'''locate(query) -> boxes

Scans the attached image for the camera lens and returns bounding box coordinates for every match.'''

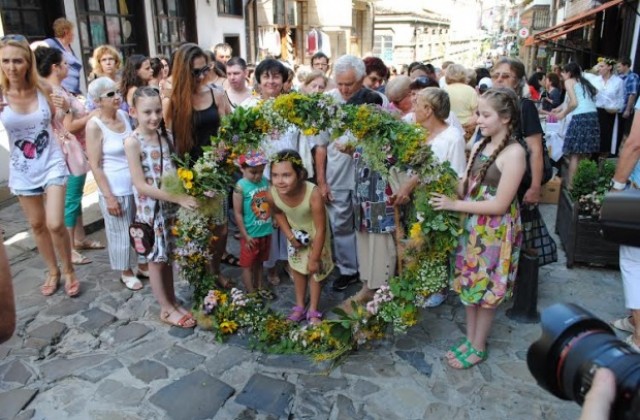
[527,303,640,419]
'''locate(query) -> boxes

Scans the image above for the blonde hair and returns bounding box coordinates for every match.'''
[0,38,43,93]
[90,45,122,77]
[385,75,411,103]
[445,64,468,84]
[52,18,73,38]
[303,69,327,86]
[416,87,450,121]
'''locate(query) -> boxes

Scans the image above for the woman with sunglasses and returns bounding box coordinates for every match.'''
[85,77,148,291]
[165,43,233,288]
[35,46,105,265]
[0,35,81,297]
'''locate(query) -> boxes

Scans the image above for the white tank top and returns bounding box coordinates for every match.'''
[90,110,133,196]
[1,91,67,191]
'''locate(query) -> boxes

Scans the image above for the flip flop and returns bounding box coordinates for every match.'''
[71,250,92,265]
[221,253,240,267]
[74,239,105,250]
[121,274,143,291]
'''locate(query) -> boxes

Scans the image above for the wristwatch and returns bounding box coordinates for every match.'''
[610,179,627,191]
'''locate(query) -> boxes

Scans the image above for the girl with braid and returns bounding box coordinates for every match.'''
[431,88,526,369]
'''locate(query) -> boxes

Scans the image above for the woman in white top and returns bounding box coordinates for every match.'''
[414,87,467,176]
[594,58,625,156]
[86,77,148,290]
[0,35,80,297]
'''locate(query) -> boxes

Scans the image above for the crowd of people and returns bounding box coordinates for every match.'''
[1,17,639,370]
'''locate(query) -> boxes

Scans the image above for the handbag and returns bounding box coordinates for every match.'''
[521,205,558,267]
[519,99,553,189]
[600,189,640,247]
[53,124,89,176]
[129,132,163,255]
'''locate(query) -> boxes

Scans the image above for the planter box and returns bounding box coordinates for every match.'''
[555,187,619,268]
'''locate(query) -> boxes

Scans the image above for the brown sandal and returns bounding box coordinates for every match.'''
[41,269,61,296]
[63,270,81,297]
[160,309,197,329]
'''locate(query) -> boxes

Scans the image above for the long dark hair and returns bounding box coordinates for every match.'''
[34,46,63,77]
[563,62,597,100]
[119,54,149,100]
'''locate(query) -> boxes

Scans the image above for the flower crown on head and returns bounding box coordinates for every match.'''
[597,57,616,66]
[271,153,303,167]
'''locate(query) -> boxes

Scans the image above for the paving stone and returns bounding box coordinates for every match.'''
[368,387,431,419]
[205,346,253,376]
[78,358,124,383]
[153,345,205,370]
[296,390,332,419]
[424,402,470,419]
[27,320,67,342]
[351,379,380,397]
[44,299,89,316]
[395,351,432,377]
[39,354,109,382]
[297,374,348,393]
[13,408,35,420]
[0,388,38,419]
[23,338,48,352]
[331,394,361,420]
[167,326,195,338]
[2,359,32,385]
[258,354,330,373]
[128,360,168,383]
[149,370,234,420]
[0,346,10,359]
[95,379,148,406]
[235,373,295,417]
[80,307,117,332]
[113,322,151,344]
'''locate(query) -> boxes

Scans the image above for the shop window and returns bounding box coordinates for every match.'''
[0,0,49,41]
[218,0,242,17]
[373,34,393,63]
[153,0,189,56]
[76,0,146,72]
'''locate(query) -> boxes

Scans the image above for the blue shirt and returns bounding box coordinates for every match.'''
[45,38,82,95]
[620,71,640,112]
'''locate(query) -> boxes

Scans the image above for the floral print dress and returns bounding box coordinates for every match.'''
[453,154,522,308]
[132,131,178,263]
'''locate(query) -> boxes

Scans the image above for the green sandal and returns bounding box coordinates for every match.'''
[448,343,488,369]
[446,338,471,360]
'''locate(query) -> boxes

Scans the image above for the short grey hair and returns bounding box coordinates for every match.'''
[333,55,366,80]
[88,77,117,102]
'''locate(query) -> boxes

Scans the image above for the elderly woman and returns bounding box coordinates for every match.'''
[301,69,328,94]
[443,64,478,140]
[89,45,122,82]
[85,77,148,290]
[385,75,413,117]
[0,35,80,296]
[414,88,467,176]
[44,18,82,95]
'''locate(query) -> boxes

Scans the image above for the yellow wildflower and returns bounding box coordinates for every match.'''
[184,181,193,190]
[409,222,422,239]
[219,320,238,334]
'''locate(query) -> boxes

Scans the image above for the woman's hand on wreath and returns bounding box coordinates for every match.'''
[105,196,123,217]
[179,195,199,211]
[429,193,455,211]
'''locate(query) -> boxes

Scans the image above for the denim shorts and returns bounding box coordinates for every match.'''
[11,176,68,197]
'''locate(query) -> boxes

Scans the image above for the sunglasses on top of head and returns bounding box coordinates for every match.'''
[1,34,28,43]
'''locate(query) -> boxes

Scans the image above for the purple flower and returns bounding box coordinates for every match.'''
[232,135,240,144]
[204,190,217,198]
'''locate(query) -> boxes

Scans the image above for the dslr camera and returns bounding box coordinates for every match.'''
[528,303,640,419]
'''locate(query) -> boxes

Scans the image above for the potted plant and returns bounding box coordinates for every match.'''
[555,159,619,267]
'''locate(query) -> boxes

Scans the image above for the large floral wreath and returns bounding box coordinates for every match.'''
[163,92,460,362]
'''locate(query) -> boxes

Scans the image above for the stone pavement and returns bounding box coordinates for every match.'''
[0,198,627,419]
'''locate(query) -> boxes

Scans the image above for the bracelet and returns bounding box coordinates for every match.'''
[610,179,627,190]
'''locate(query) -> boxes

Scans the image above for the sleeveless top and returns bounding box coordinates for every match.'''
[1,91,67,191]
[237,177,273,238]
[90,110,134,196]
[191,87,220,163]
[271,181,317,235]
[572,83,597,115]
[469,141,519,191]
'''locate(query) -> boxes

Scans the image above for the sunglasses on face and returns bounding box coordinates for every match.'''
[100,91,120,98]
[192,65,211,78]
[491,73,513,80]
[1,34,28,43]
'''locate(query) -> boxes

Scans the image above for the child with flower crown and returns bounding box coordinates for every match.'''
[232,151,274,296]
[267,149,334,324]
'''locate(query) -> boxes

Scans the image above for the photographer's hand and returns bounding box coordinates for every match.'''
[579,368,616,420]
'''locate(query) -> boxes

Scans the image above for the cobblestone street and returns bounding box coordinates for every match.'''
[0,198,625,419]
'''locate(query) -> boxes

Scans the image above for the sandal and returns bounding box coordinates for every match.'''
[137,267,150,278]
[63,270,81,297]
[71,249,92,265]
[447,343,487,369]
[306,310,323,325]
[287,305,306,322]
[160,309,197,329]
[611,316,635,334]
[41,269,61,296]
[446,338,471,360]
[257,289,276,300]
[74,239,105,250]
[121,274,143,291]
[221,253,240,267]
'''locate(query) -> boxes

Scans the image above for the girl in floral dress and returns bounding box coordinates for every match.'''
[431,88,526,369]
[124,87,199,328]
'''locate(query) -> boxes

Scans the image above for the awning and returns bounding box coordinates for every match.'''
[533,0,623,43]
